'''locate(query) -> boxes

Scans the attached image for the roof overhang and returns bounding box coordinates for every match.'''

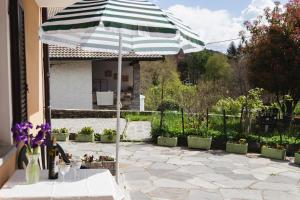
[35,0,77,7]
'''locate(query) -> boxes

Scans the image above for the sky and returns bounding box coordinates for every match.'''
[152,0,288,52]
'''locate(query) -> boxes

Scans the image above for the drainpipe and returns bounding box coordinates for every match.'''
[41,8,51,169]
[42,8,51,125]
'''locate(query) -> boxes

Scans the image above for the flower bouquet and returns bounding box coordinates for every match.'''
[11,122,51,184]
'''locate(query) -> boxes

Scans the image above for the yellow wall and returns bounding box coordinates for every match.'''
[0,152,17,188]
[0,0,45,188]
[23,0,45,125]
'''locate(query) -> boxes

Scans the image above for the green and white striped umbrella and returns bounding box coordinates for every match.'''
[40,0,204,184]
[40,0,204,54]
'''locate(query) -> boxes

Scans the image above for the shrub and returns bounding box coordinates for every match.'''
[103,129,116,140]
[213,97,242,115]
[295,103,300,115]
[94,133,101,141]
[60,128,69,134]
[52,128,60,134]
[79,127,94,135]
[157,100,180,111]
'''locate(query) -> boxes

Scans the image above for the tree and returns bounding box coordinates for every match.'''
[176,81,224,133]
[177,50,214,84]
[227,42,238,58]
[243,0,300,126]
[204,54,231,83]
[227,42,249,96]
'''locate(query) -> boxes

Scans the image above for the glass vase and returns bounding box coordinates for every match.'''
[26,154,40,184]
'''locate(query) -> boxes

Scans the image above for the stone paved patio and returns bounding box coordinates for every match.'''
[59,142,300,200]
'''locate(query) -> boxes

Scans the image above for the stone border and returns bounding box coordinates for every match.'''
[51,109,156,119]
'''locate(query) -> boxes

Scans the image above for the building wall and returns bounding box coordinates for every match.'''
[0,151,17,188]
[0,0,44,188]
[23,0,44,126]
[0,0,13,145]
[50,60,93,109]
[92,61,133,92]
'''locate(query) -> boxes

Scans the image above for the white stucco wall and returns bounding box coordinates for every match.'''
[92,61,133,92]
[0,0,13,144]
[50,61,93,109]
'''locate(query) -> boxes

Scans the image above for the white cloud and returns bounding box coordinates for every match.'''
[241,0,275,21]
[167,0,278,52]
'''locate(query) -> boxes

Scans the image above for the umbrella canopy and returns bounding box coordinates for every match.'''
[40,0,204,184]
[40,0,204,54]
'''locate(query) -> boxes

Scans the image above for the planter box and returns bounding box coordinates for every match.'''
[248,141,261,153]
[157,136,178,147]
[226,142,248,154]
[76,134,94,142]
[294,153,300,165]
[101,135,116,143]
[69,133,76,140]
[53,133,69,142]
[83,161,116,175]
[187,136,212,150]
[261,146,286,160]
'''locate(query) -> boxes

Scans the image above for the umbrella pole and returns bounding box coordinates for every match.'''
[116,32,122,184]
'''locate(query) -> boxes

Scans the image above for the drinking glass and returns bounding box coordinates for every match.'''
[71,157,82,180]
[59,162,70,182]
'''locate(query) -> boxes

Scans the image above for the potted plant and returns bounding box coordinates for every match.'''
[76,127,95,142]
[157,131,178,147]
[94,133,101,142]
[187,129,212,150]
[52,128,69,141]
[81,154,116,175]
[11,122,51,184]
[261,144,286,160]
[226,138,248,154]
[295,150,300,165]
[101,129,116,143]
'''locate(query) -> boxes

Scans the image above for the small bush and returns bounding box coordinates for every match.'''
[60,128,69,134]
[157,100,180,111]
[52,128,60,134]
[79,127,94,135]
[94,133,101,141]
[103,129,116,140]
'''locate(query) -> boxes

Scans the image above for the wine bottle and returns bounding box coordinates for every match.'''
[48,137,59,179]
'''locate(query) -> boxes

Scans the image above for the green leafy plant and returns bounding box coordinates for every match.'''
[103,129,116,140]
[60,128,69,134]
[79,127,94,135]
[94,133,101,141]
[52,128,60,134]
[239,138,247,144]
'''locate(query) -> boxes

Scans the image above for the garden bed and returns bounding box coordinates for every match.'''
[82,161,116,175]
[101,135,116,143]
[157,136,178,147]
[76,134,95,142]
[226,142,248,154]
[261,146,286,160]
[187,136,212,150]
[53,133,69,142]
[294,153,300,165]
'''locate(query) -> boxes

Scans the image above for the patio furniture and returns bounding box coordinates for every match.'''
[0,169,124,200]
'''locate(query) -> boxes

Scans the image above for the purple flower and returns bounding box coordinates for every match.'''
[11,122,51,151]
[36,123,51,136]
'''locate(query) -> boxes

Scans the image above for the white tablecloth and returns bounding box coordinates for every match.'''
[0,169,124,200]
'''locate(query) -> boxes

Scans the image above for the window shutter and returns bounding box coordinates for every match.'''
[10,0,28,123]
